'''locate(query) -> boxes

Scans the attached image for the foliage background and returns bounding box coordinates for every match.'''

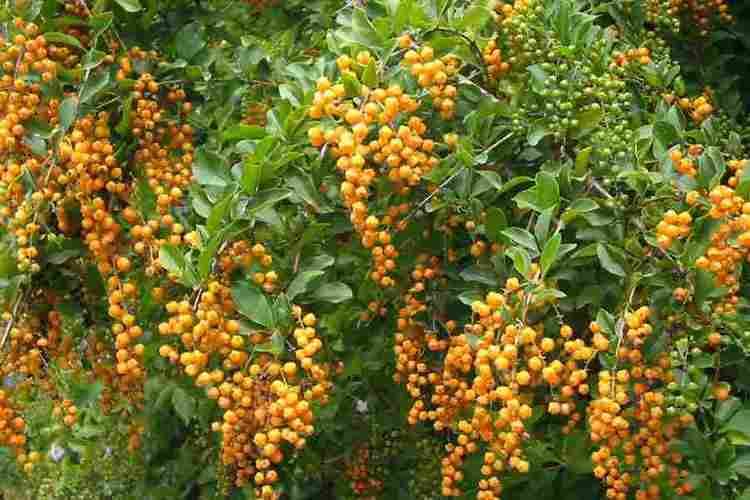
[2,0,750,499]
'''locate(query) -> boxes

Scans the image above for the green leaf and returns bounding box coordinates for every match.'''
[458,290,484,306]
[134,178,156,219]
[24,134,46,156]
[459,266,499,286]
[506,247,531,276]
[59,97,78,133]
[596,243,626,277]
[80,71,111,103]
[242,160,262,194]
[527,124,548,146]
[206,193,235,235]
[115,95,132,135]
[287,175,328,213]
[350,8,382,48]
[562,431,592,474]
[341,72,361,98]
[89,12,114,34]
[653,120,680,148]
[527,64,549,93]
[457,2,491,30]
[198,231,224,280]
[238,189,293,218]
[497,176,533,196]
[312,282,353,303]
[540,232,562,277]
[475,170,504,192]
[223,124,265,142]
[254,332,285,356]
[175,22,206,61]
[194,148,230,187]
[361,58,377,87]
[502,227,538,252]
[295,258,330,277]
[70,381,103,408]
[733,454,750,479]
[44,32,83,49]
[737,160,750,199]
[535,171,560,209]
[534,206,555,244]
[232,281,275,328]
[159,245,198,287]
[287,271,325,300]
[573,108,603,137]
[484,208,507,243]
[724,410,750,438]
[171,387,195,425]
[575,146,592,175]
[114,0,142,12]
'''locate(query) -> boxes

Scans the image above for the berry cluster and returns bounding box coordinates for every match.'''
[308,48,456,288]
[159,281,331,497]
[663,92,714,124]
[655,209,692,249]
[589,307,693,499]
[646,0,733,36]
[402,44,461,119]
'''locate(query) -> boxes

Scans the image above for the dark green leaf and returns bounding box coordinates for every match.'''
[484,208,507,243]
[287,271,325,300]
[44,32,83,49]
[59,97,78,133]
[159,245,198,287]
[312,282,353,303]
[223,124,266,142]
[541,232,562,277]
[506,247,531,276]
[206,193,235,235]
[535,171,559,209]
[502,227,538,252]
[172,387,195,425]
[175,22,206,61]
[232,281,275,328]
[596,243,626,277]
[80,71,111,103]
[459,266,498,286]
[194,148,231,187]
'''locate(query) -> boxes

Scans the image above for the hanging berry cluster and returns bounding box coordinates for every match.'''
[645,0,733,36]
[589,307,693,499]
[158,274,331,498]
[307,47,458,288]
[393,258,605,499]
[0,13,197,469]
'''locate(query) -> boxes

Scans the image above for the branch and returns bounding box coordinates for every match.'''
[590,179,614,199]
[404,166,465,222]
[0,287,26,352]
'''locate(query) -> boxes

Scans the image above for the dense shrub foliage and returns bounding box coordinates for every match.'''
[2,0,750,499]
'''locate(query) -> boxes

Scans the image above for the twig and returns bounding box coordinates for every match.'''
[192,288,203,312]
[609,284,639,394]
[0,287,25,351]
[404,166,466,222]
[293,252,301,274]
[481,131,515,157]
[590,179,614,199]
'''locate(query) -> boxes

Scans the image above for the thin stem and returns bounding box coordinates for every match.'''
[404,166,465,222]
[0,286,26,352]
[590,179,614,199]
